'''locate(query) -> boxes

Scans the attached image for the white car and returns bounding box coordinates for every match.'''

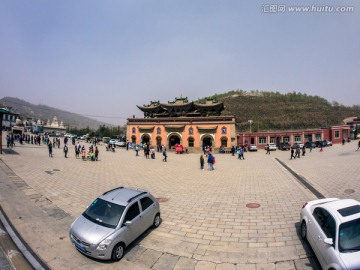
[265,143,276,151]
[300,198,360,270]
[248,144,258,152]
[295,141,304,148]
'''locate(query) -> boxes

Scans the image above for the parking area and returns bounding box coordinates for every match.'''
[0,134,359,269]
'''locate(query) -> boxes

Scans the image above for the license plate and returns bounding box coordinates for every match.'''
[74,241,87,253]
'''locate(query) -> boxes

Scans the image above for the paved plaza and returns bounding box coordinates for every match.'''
[0,133,359,269]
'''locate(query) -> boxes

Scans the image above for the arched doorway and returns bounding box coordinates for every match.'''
[141,134,150,145]
[131,135,136,144]
[168,134,181,149]
[202,136,213,148]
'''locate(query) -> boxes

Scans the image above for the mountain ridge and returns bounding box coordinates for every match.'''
[0,97,112,130]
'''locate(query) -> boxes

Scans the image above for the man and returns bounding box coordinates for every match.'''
[207,153,213,170]
[162,148,167,162]
[48,142,53,158]
[357,140,360,151]
[64,144,68,158]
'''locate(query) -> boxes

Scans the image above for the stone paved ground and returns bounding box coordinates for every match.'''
[0,133,359,269]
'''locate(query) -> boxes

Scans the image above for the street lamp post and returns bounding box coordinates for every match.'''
[248,120,253,133]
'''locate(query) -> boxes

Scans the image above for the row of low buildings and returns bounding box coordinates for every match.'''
[1,97,359,154]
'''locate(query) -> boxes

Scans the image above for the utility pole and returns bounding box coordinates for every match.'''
[248,120,253,133]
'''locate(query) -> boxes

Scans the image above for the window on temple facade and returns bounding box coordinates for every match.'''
[270,137,275,143]
[221,137,228,147]
[188,137,194,147]
[189,127,193,134]
[294,135,301,142]
[334,130,340,138]
[157,127,161,134]
[156,136,162,146]
[221,126,227,134]
[132,127,136,134]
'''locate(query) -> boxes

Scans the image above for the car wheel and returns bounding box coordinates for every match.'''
[111,243,125,261]
[301,221,307,240]
[153,213,160,228]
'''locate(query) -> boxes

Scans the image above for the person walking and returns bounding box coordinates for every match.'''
[135,145,139,156]
[63,144,68,158]
[266,145,271,155]
[309,143,313,152]
[302,145,306,156]
[162,148,167,162]
[239,147,245,160]
[231,146,235,156]
[357,140,360,151]
[200,155,204,170]
[290,147,295,159]
[207,153,214,170]
[81,146,86,160]
[48,142,53,158]
[6,135,10,148]
[296,146,301,158]
[95,147,99,161]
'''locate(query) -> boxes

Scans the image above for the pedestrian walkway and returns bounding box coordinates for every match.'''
[0,135,359,269]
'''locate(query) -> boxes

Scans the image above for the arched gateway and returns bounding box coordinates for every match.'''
[168,134,181,149]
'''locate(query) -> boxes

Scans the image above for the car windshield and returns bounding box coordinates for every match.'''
[338,218,360,252]
[83,198,125,229]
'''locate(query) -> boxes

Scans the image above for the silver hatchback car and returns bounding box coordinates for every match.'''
[69,187,161,261]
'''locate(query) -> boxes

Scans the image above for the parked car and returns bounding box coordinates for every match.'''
[324,140,333,146]
[248,144,258,152]
[315,141,324,148]
[115,141,126,147]
[69,187,161,261]
[305,142,316,148]
[265,143,277,151]
[278,142,290,150]
[300,198,360,270]
[109,139,117,145]
[294,141,304,148]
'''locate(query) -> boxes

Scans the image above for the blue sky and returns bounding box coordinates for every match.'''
[1,0,359,125]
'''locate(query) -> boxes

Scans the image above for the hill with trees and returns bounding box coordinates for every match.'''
[198,90,360,132]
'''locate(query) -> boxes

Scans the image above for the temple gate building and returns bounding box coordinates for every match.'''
[126,97,236,150]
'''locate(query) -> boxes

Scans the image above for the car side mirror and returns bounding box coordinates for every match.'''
[124,220,132,226]
[323,238,333,246]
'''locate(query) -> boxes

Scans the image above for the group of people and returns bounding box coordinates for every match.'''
[46,140,99,161]
[75,143,99,161]
[200,152,215,170]
[290,145,306,159]
[133,143,168,161]
[6,133,45,147]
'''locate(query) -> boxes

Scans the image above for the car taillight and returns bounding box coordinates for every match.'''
[302,202,308,209]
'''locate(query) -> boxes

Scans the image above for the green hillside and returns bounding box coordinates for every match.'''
[200,90,360,132]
